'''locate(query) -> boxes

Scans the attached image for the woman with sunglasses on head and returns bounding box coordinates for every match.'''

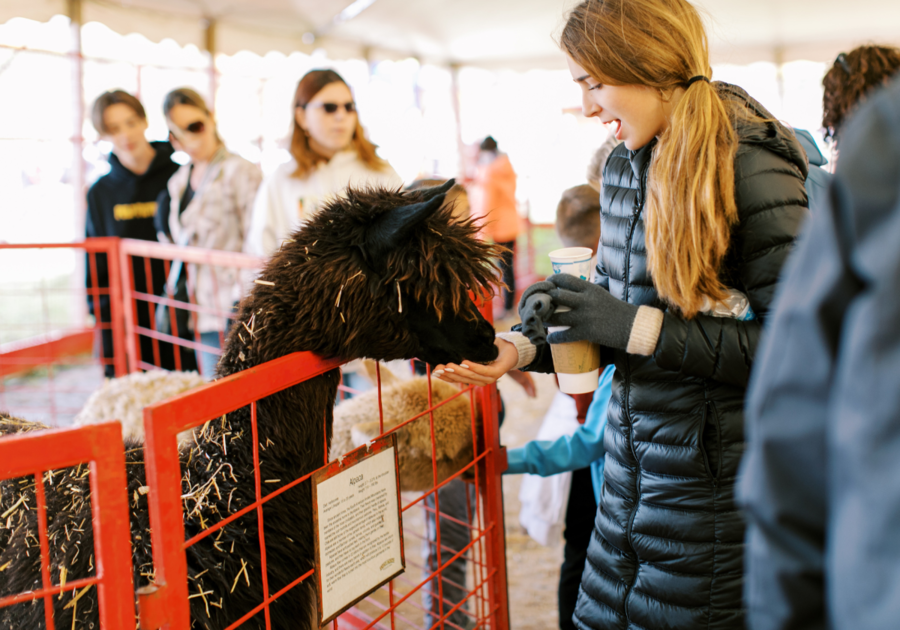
[158,87,262,378]
[244,69,401,258]
[434,1,810,628]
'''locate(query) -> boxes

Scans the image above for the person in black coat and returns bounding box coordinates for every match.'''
[86,90,196,375]
[739,74,900,630]
[432,1,808,628]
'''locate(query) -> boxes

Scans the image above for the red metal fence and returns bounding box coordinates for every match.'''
[1,237,511,629]
[117,238,264,377]
[134,354,508,629]
[0,421,135,629]
[0,239,126,425]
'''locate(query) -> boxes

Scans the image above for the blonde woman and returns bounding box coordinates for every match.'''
[160,87,262,377]
[244,69,401,258]
[434,1,809,628]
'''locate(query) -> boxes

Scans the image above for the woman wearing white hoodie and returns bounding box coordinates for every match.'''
[245,69,402,258]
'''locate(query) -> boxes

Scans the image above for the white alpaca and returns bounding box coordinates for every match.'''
[74,370,206,442]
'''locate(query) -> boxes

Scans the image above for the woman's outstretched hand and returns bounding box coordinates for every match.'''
[432,338,519,387]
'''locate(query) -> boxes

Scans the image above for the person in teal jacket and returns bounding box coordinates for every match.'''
[504,364,614,630]
[792,128,831,213]
[505,364,614,503]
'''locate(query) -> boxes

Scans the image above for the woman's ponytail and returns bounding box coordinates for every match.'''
[647,78,738,317]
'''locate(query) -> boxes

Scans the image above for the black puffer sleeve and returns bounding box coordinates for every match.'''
[652,142,809,387]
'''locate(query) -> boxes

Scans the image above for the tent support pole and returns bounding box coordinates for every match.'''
[774,45,785,115]
[68,0,85,233]
[205,18,218,111]
[449,62,465,179]
[68,0,88,324]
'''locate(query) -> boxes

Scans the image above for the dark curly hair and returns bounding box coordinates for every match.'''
[823,45,900,142]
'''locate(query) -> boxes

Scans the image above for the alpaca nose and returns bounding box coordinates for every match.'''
[476,319,495,345]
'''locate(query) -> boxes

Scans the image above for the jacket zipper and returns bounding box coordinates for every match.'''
[623,160,649,616]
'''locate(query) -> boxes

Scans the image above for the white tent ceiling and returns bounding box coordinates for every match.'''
[2,0,899,68]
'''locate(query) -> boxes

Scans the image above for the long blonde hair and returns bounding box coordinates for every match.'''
[561,0,739,317]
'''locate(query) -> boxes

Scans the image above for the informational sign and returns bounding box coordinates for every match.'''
[312,433,405,625]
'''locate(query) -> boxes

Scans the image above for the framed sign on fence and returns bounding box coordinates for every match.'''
[312,432,405,625]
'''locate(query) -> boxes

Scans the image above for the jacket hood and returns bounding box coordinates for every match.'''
[107,141,177,181]
[792,128,828,167]
[716,82,810,179]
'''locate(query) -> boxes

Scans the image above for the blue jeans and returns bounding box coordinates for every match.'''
[199,331,222,378]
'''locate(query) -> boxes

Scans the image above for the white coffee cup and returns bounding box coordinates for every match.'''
[548,247,593,282]
[545,247,601,394]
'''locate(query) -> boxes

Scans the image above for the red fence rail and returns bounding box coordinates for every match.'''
[0,239,126,425]
[0,421,135,628]
[137,351,344,629]
[117,238,265,377]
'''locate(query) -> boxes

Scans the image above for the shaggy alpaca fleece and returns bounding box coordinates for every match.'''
[74,370,206,442]
[331,362,481,492]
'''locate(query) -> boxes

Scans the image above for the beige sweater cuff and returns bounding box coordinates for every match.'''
[626,306,664,355]
[496,331,537,369]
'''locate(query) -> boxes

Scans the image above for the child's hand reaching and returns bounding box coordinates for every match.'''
[508,369,537,398]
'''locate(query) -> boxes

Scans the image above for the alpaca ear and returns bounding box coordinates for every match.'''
[417,178,456,202]
[364,179,455,263]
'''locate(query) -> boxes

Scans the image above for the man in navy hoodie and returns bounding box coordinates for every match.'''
[86,90,195,375]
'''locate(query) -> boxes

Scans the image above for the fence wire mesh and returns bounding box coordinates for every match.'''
[1,237,511,629]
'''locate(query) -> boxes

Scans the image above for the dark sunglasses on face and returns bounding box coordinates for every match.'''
[303,102,356,114]
[169,120,206,140]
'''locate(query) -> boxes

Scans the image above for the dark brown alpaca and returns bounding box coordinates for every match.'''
[0,180,502,629]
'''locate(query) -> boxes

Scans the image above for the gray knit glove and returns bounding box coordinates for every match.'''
[517,281,556,346]
[518,280,555,312]
[545,274,640,349]
[519,294,555,346]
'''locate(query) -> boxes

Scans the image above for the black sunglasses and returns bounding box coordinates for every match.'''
[169,120,206,140]
[303,102,356,114]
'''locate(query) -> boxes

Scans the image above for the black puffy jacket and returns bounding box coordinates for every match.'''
[556,84,809,630]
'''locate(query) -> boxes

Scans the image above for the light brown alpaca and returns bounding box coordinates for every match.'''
[331,361,481,492]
